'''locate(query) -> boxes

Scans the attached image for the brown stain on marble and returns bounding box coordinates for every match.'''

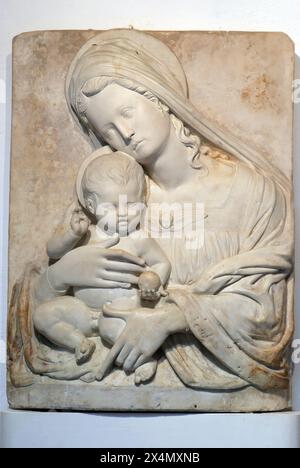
[241,73,279,112]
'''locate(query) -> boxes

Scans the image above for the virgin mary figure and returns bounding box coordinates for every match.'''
[9,29,294,409]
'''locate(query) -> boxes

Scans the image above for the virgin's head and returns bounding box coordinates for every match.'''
[74,76,202,167]
[66,30,285,190]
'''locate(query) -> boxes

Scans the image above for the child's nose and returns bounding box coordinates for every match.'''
[117,209,127,219]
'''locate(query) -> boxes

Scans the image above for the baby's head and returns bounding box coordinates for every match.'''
[81,150,146,235]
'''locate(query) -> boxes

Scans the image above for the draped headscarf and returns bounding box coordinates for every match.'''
[66,28,291,190]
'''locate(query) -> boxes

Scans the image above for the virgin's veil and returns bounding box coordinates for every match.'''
[66,28,291,191]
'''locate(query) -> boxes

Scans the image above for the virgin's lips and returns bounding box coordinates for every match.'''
[132,139,144,151]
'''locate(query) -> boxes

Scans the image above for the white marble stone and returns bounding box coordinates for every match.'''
[7,29,295,412]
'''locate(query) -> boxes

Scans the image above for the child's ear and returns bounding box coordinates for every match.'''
[86,197,96,215]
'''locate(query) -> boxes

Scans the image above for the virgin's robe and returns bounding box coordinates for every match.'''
[149,159,294,391]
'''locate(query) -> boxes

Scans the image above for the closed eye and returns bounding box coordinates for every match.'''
[120,107,134,119]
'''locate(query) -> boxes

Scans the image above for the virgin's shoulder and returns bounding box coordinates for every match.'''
[205,154,236,176]
[203,155,238,189]
[208,156,266,194]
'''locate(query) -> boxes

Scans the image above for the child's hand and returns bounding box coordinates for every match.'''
[140,288,161,302]
[140,286,168,302]
[138,271,162,302]
[70,208,90,238]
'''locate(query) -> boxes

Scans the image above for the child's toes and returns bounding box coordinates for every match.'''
[76,339,96,365]
[80,371,96,383]
[134,359,158,385]
[134,373,141,385]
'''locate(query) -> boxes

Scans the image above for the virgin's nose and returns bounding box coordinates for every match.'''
[124,129,135,145]
[117,121,135,144]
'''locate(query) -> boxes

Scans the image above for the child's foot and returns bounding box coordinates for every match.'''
[80,371,96,383]
[134,358,158,385]
[75,338,96,365]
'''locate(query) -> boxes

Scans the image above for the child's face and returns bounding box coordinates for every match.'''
[90,181,145,235]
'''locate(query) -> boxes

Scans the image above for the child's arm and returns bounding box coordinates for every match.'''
[47,207,90,260]
[135,238,171,300]
[142,240,171,285]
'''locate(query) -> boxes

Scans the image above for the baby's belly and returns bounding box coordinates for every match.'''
[73,286,139,309]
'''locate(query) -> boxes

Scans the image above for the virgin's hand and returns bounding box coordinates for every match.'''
[96,304,180,381]
[48,234,146,290]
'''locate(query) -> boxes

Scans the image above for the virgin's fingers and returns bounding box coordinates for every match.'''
[105,260,145,274]
[101,271,140,285]
[107,250,145,267]
[94,279,131,289]
[123,349,141,373]
[96,339,125,381]
[102,303,131,320]
[115,344,133,367]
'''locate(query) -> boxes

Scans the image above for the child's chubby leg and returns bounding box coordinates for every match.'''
[33,296,96,364]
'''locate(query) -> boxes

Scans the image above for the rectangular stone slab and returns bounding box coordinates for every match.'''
[7,30,294,412]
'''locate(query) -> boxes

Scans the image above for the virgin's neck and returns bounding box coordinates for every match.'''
[143,126,197,191]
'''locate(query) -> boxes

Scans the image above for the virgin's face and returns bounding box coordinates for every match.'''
[84,83,172,164]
